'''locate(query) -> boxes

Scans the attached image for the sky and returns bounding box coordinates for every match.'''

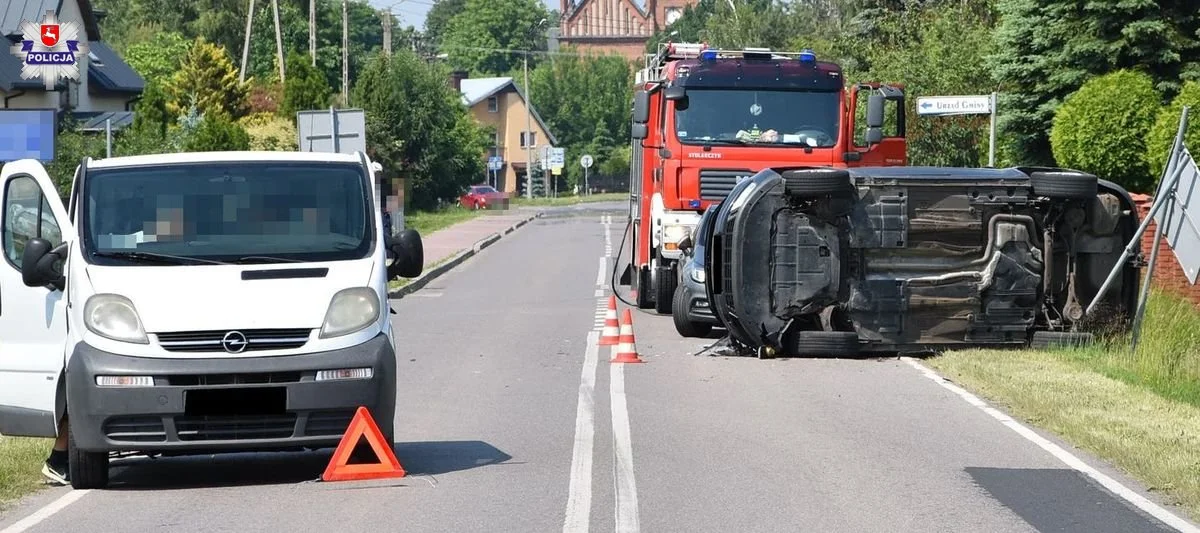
[368,0,562,31]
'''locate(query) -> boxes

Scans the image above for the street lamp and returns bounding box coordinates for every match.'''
[524,17,547,199]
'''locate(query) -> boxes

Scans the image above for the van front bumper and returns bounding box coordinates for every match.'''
[65,333,396,453]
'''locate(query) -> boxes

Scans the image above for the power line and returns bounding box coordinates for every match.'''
[436,44,638,59]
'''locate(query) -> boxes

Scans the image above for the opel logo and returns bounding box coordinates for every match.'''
[221,331,249,353]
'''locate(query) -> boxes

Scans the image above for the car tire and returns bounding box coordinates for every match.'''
[1030,330,1094,349]
[1030,170,1097,200]
[654,264,676,314]
[635,265,654,309]
[786,330,860,357]
[672,285,711,337]
[782,168,854,198]
[68,426,109,490]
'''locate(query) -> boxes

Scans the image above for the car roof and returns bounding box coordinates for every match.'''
[86,150,365,170]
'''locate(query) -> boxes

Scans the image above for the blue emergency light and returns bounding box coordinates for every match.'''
[700,50,717,61]
[689,199,702,208]
[799,49,816,62]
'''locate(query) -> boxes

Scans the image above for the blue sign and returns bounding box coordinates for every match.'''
[0,109,56,162]
[488,156,503,171]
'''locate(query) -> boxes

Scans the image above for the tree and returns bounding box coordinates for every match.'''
[1050,70,1161,193]
[124,31,191,81]
[130,81,173,140]
[282,51,333,116]
[1146,80,1200,180]
[166,37,251,120]
[240,112,299,151]
[440,0,550,76]
[988,0,1200,167]
[352,51,489,209]
[425,0,467,48]
[180,111,253,152]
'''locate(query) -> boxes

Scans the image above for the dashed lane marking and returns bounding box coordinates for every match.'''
[563,331,601,533]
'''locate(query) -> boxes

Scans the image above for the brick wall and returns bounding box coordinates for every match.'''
[1131,194,1200,305]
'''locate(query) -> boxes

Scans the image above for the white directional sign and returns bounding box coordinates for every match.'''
[550,147,565,168]
[580,154,593,168]
[916,95,992,116]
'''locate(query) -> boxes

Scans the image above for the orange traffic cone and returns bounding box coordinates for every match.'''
[611,309,645,364]
[599,296,620,345]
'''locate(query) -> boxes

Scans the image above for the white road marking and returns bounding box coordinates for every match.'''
[596,256,606,287]
[903,358,1200,533]
[0,490,91,533]
[610,362,641,533]
[563,331,601,533]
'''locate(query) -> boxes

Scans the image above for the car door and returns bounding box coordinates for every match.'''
[0,159,72,438]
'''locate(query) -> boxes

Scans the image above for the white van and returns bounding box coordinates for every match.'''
[0,150,424,489]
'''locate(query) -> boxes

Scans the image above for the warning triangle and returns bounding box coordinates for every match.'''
[321,406,406,482]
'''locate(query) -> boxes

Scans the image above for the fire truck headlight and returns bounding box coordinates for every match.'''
[662,224,688,250]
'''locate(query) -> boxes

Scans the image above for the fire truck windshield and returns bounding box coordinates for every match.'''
[673,88,840,148]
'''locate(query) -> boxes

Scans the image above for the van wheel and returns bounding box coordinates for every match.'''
[782,168,854,198]
[1030,170,1097,200]
[68,427,109,489]
[654,264,677,314]
[672,286,711,337]
[786,331,860,357]
[1030,330,1094,349]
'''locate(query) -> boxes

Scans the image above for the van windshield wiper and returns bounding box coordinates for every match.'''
[232,256,304,264]
[91,251,230,265]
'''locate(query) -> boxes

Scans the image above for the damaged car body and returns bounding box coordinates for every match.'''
[702,166,1141,357]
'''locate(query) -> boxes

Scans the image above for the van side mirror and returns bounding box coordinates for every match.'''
[631,123,648,140]
[633,90,650,123]
[678,234,694,255]
[386,229,424,279]
[866,94,885,129]
[22,238,66,291]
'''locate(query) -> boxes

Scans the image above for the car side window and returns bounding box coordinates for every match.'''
[3,175,63,270]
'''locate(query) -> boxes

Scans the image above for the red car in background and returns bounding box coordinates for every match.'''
[458,184,509,210]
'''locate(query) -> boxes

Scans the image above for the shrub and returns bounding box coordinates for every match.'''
[1050,70,1162,193]
[1145,80,1200,181]
[239,112,297,151]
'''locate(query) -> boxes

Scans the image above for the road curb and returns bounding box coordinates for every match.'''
[388,212,541,299]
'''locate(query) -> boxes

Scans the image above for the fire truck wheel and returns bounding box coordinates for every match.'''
[1029,170,1097,200]
[781,168,854,198]
[654,263,677,314]
[636,266,654,308]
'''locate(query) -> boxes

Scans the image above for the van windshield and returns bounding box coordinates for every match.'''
[82,162,373,265]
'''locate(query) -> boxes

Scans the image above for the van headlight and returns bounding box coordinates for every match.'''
[320,287,380,338]
[84,294,148,344]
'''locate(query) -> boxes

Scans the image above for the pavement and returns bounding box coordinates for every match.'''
[1,200,1197,533]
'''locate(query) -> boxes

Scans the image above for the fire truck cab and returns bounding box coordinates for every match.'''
[619,42,908,314]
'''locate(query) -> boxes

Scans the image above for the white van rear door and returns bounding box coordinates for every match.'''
[0,159,72,437]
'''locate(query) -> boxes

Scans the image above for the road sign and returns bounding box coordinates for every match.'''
[550,147,565,168]
[580,154,593,168]
[487,156,503,171]
[297,107,366,154]
[916,96,992,116]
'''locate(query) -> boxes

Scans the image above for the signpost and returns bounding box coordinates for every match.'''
[487,156,503,189]
[548,147,565,197]
[580,154,593,196]
[916,93,998,167]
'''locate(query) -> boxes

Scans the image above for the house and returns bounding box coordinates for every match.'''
[557,0,698,61]
[454,71,559,196]
[1,0,145,132]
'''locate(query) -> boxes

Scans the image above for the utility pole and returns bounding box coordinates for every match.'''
[382,9,393,56]
[239,0,255,83]
[309,0,316,66]
[524,52,533,199]
[342,0,349,106]
[271,0,285,83]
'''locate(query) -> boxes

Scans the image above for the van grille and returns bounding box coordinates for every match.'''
[175,414,297,441]
[155,329,312,353]
[699,169,755,201]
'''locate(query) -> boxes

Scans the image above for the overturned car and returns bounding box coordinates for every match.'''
[701,166,1141,357]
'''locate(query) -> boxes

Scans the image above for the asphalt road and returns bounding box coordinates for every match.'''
[1,201,1196,533]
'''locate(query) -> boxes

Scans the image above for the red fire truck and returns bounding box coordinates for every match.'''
[616,42,909,313]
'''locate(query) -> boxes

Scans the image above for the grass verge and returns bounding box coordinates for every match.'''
[927,289,1200,522]
[0,436,50,508]
[402,206,481,236]
[511,192,625,207]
